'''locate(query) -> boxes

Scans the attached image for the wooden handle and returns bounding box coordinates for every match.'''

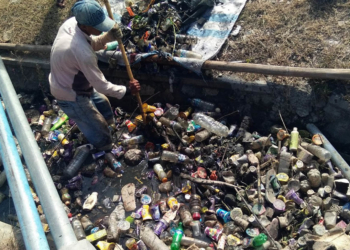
[103,0,147,125]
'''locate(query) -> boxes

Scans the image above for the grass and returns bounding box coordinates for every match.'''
[0,0,74,45]
[217,0,350,84]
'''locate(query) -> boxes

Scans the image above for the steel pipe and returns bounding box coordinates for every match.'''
[306,123,350,181]
[0,97,49,249]
[0,57,79,249]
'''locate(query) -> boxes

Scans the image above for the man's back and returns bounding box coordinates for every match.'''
[49,17,97,102]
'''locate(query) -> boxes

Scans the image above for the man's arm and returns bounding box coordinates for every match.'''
[75,51,126,99]
[90,23,123,51]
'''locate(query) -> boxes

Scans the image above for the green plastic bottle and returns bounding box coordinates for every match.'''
[252,233,267,247]
[104,41,119,50]
[50,114,68,131]
[289,127,299,152]
[170,222,183,250]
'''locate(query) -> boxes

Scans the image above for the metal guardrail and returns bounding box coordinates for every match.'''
[0,84,49,250]
[0,56,95,250]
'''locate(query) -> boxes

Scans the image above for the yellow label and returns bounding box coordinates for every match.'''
[87,229,107,242]
[276,173,289,184]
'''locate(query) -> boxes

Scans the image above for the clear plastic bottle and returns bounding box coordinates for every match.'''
[80,215,94,234]
[175,34,198,44]
[159,117,183,131]
[163,106,179,121]
[153,164,168,182]
[105,153,124,173]
[189,98,215,112]
[121,135,145,146]
[301,142,331,162]
[64,144,92,178]
[174,49,202,59]
[161,151,192,164]
[192,113,229,137]
[107,202,125,242]
[279,147,291,174]
[72,217,86,240]
[41,117,52,136]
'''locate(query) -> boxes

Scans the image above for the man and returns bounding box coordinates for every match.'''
[49,0,140,151]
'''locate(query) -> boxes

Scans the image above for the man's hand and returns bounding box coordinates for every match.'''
[108,23,123,40]
[129,79,141,95]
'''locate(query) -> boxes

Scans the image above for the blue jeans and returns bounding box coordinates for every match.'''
[57,91,114,149]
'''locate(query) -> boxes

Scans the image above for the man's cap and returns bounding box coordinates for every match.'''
[71,0,115,32]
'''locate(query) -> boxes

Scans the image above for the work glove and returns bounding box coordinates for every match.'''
[108,23,123,40]
[129,79,141,95]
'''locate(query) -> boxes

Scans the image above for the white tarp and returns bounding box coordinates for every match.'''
[102,0,247,74]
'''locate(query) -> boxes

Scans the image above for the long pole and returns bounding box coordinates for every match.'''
[102,1,147,125]
[0,94,49,250]
[0,57,80,250]
[306,124,350,182]
[2,43,350,80]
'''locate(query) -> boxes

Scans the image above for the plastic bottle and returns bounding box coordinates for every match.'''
[107,202,124,242]
[159,117,183,131]
[174,49,202,59]
[153,164,168,182]
[253,233,267,247]
[72,217,86,240]
[163,106,179,120]
[192,113,229,137]
[81,215,94,234]
[41,117,52,136]
[179,205,193,227]
[161,151,192,164]
[195,129,211,142]
[105,153,124,173]
[189,98,215,111]
[104,41,119,50]
[154,219,169,236]
[289,127,299,152]
[121,135,145,146]
[170,222,184,250]
[64,144,92,178]
[83,192,98,211]
[51,114,69,131]
[300,142,331,162]
[279,147,291,174]
[175,34,198,44]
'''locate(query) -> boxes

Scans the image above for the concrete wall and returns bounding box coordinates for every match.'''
[4,62,350,157]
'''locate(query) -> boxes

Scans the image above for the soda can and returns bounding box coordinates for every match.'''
[204,227,222,241]
[216,208,231,223]
[142,205,152,221]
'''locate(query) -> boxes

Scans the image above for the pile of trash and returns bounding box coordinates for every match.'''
[12,93,350,250]
[105,0,214,59]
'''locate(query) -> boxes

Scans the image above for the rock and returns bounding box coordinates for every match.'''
[124,149,144,166]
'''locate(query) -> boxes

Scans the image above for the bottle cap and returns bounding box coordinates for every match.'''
[312,134,323,145]
[140,194,152,205]
[192,212,201,220]
[276,173,289,184]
